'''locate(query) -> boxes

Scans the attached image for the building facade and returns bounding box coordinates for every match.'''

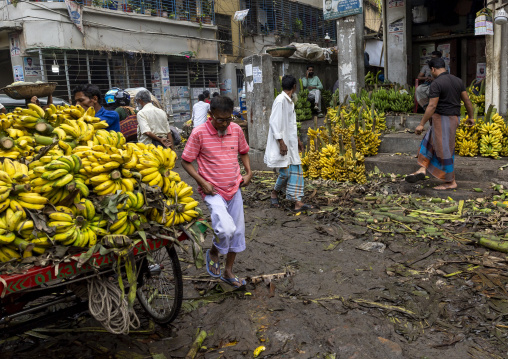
[0,0,220,126]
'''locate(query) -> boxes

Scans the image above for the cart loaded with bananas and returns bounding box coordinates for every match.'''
[0,102,207,335]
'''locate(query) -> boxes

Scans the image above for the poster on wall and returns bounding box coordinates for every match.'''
[388,20,404,46]
[323,0,363,21]
[418,43,435,67]
[9,34,21,57]
[13,66,24,81]
[388,0,404,7]
[23,57,41,77]
[436,43,451,73]
[476,63,486,80]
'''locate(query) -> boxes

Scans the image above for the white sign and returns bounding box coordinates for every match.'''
[245,64,253,77]
[253,66,262,84]
[234,9,249,21]
[476,63,486,80]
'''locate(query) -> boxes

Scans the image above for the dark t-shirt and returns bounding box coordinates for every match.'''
[428,72,466,116]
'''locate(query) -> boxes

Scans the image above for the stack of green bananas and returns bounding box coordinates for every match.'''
[47,200,107,247]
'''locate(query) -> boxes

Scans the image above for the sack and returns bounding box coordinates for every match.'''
[120,114,138,142]
[170,126,182,146]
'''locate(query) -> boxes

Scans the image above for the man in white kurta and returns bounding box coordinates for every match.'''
[264,75,314,212]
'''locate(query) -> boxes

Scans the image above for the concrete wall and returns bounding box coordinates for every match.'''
[244,54,273,170]
[0,2,218,60]
[219,62,240,105]
[386,1,408,85]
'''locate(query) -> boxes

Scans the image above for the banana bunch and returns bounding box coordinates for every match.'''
[75,142,137,195]
[117,191,145,212]
[0,209,39,262]
[30,155,84,197]
[60,105,109,128]
[110,210,148,235]
[318,145,338,180]
[93,129,126,149]
[492,113,508,157]
[134,144,179,194]
[345,149,367,184]
[47,201,107,247]
[455,119,479,157]
[479,120,503,158]
[0,159,49,214]
[301,140,321,179]
[11,103,47,129]
[151,195,199,227]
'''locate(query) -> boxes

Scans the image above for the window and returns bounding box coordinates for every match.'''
[216,14,233,55]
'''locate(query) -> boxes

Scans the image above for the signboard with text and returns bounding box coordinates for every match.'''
[323,0,362,21]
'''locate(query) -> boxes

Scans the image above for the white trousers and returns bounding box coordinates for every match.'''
[204,190,246,255]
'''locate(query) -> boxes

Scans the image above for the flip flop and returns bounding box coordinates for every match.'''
[270,197,280,208]
[405,172,426,183]
[293,203,315,212]
[205,249,221,278]
[220,275,246,289]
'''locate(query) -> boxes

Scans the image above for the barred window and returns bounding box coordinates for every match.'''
[216,14,233,55]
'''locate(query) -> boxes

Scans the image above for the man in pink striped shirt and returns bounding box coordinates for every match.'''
[182,96,252,288]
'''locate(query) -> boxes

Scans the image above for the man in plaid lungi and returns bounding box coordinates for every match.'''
[264,75,315,212]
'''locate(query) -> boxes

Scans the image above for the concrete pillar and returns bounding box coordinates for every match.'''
[219,63,239,105]
[337,14,364,102]
[386,1,408,85]
[500,24,508,115]
[486,2,507,114]
[243,54,274,170]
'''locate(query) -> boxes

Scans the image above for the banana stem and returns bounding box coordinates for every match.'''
[35,122,54,135]
[110,170,121,180]
[0,137,14,150]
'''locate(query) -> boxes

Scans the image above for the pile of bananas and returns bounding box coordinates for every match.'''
[0,103,201,263]
[301,127,367,184]
[455,111,507,158]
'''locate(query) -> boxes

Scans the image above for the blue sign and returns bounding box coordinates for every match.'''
[323,0,363,21]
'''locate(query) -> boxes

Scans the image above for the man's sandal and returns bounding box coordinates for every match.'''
[205,249,221,278]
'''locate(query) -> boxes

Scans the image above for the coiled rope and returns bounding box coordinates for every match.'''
[87,276,140,334]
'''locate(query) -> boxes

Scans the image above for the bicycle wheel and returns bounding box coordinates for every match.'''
[136,244,183,324]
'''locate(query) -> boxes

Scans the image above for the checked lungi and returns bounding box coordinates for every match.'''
[417,113,459,182]
[274,164,304,201]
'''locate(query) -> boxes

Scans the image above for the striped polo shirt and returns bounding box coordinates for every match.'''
[182,119,250,201]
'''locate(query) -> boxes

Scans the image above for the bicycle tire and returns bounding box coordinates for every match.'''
[136,244,183,324]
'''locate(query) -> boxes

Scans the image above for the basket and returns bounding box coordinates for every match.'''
[266,47,297,58]
[0,82,57,100]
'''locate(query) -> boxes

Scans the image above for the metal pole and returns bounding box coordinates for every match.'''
[86,52,91,83]
[106,58,112,88]
[125,55,130,88]
[142,57,147,88]
[38,49,46,82]
[64,51,71,103]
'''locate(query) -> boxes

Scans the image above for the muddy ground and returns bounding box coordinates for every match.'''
[2,160,508,359]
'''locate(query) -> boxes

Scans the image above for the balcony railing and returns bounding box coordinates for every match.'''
[21,0,215,25]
